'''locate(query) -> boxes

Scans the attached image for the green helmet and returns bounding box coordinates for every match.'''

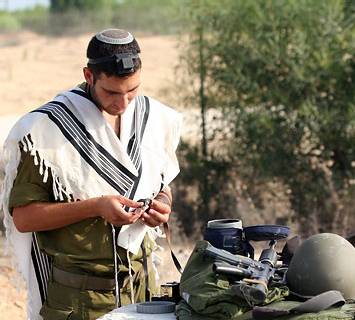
[286,233,355,299]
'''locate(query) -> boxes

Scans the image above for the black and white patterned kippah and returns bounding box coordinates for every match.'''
[95,29,134,45]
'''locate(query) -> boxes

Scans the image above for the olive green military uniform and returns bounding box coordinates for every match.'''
[9,150,157,320]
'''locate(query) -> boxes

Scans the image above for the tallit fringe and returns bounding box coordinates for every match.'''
[1,133,75,319]
[1,135,34,318]
[126,235,135,304]
[2,137,21,251]
[147,227,165,283]
[21,134,73,202]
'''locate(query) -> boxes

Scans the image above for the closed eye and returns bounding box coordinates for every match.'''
[103,84,140,96]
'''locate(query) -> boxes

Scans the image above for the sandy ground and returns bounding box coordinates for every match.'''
[0,31,180,115]
[0,30,193,319]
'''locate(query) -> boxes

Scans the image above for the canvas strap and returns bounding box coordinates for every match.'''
[252,290,346,320]
[141,242,151,301]
[163,222,183,274]
[52,266,116,291]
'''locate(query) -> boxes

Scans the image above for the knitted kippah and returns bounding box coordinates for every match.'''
[95,29,134,45]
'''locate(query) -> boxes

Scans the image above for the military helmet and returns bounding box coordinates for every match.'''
[286,233,355,299]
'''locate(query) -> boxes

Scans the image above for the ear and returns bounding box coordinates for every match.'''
[83,67,94,86]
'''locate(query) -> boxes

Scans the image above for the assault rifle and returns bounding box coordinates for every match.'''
[204,225,289,305]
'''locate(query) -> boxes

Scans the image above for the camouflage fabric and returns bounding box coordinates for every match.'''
[238,300,355,320]
[177,300,355,320]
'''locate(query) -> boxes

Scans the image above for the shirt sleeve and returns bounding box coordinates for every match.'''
[9,150,53,213]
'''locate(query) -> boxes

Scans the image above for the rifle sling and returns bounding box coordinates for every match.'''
[141,242,151,301]
[163,222,183,274]
[252,290,345,320]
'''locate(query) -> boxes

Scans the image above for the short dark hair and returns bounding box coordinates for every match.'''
[86,31,141,78]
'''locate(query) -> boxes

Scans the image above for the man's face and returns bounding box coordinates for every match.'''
[83,67,141,116]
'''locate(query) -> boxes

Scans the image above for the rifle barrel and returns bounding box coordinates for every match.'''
[213,262,252,278]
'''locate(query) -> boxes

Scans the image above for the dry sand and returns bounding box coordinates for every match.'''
[0,31,193,319]
[0,31,180,115]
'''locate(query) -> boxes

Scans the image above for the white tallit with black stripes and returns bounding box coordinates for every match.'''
[1,87,181,319]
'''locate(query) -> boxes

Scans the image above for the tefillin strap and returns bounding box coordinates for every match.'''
[88,53,139,74]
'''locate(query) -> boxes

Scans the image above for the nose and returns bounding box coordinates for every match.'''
[115,93,129,109]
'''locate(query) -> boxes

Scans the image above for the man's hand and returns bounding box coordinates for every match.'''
[13,195,143,233]
[140,187,172,227]
[98,195,143,226]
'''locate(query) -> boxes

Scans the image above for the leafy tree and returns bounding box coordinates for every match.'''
[47,0,180,35]
[50,0,114,12]
[180,0,355,236]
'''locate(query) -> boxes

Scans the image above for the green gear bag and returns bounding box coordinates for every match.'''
[177,300,355,320]
[177,240,288,320]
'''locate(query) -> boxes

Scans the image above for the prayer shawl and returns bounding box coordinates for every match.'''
[1,87,182,320]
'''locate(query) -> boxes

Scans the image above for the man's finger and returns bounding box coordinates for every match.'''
[111,210,140,226]
[147,209,170,224]
[150,199,171,214]
[141,212,161,227]
[131,207,145,217]
[117,195,142,208]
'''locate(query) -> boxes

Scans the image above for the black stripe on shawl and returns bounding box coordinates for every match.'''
[43,102,134,190]
[126,96,150,201]
[70,89,96,105]
[31,233,51,303]
[140,96,150,141]
[127,96,149,169]
[49,101,137,182]
[32,101,137,194]
[70,89,89,100]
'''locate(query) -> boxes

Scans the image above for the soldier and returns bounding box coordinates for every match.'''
[2,28,182,320]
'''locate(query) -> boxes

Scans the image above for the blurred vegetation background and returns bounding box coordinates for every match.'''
[0,0,181,35]
[1,0,354,240]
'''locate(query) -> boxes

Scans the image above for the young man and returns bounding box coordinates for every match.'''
[1,29,181,320]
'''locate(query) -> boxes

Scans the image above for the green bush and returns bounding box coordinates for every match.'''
[8,0,181,36]
[180,0,355,236]
[0,11,21,32]
[111,0,181,34]
[14,5,49,34]
[50,0,115,12]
